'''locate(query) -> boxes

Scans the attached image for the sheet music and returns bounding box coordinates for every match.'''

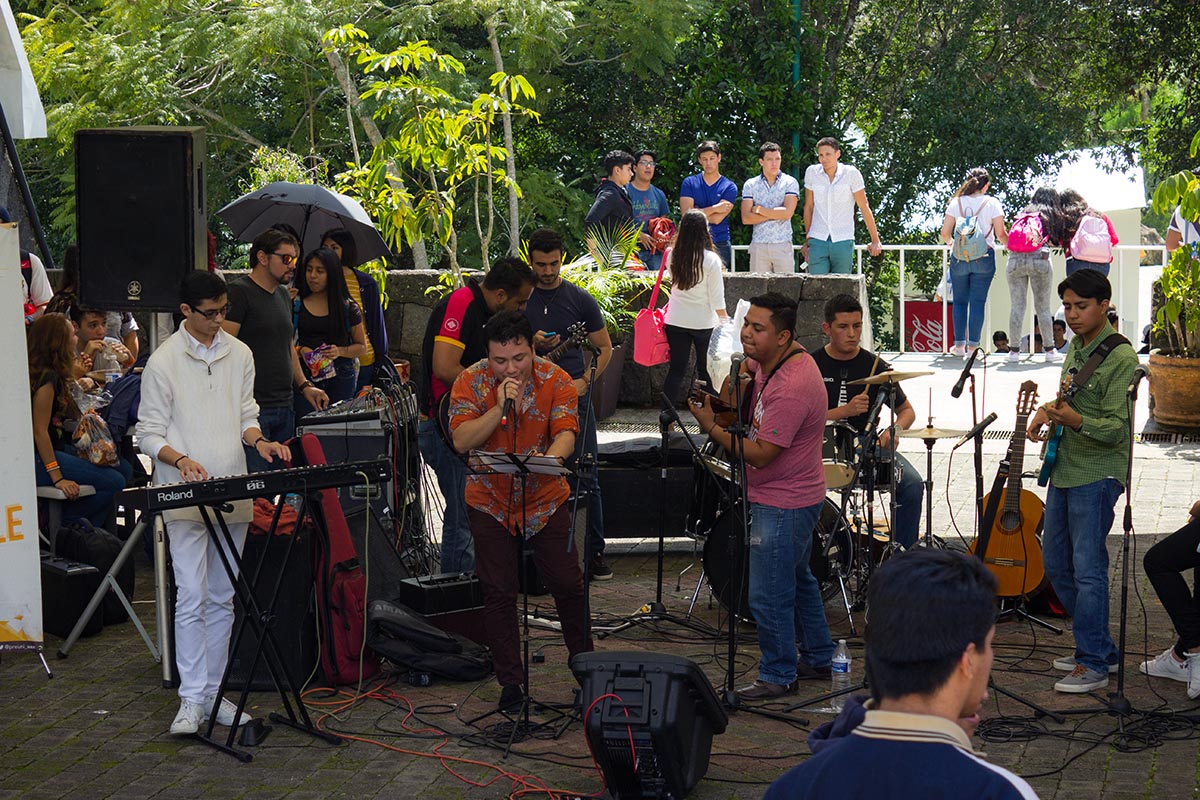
[467,450,571,476]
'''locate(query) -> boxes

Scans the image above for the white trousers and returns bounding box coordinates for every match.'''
[748,241,796,274]
[168,519,248,704]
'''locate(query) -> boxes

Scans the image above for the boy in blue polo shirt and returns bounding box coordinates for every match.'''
[766,550,1038,799]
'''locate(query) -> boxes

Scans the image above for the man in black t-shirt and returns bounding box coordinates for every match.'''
[223,229,329,472]
[418,257,535,574]
[811,294,923,549]
[523,229,615,580]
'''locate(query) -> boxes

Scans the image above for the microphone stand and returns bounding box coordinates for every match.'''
[969,373,984,525]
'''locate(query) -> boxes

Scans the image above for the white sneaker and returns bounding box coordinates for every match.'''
[203,694,252,727]
[170,699,205,735]
[1139,647,1190,683]
[1188,653,1200,699]
[1008,350,1020,363]
[950,343,966,357]
[1044,348,1063,363]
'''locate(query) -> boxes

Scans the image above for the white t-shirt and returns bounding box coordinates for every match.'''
[944,194,1004,249]
[804,163,866,242]
[1169,207,1200,247]
[664,249,726,330]
[20,252,53,319]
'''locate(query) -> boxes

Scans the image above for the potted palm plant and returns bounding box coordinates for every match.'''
[1148,128,1200,430]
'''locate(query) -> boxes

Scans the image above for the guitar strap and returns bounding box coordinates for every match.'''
[975,452,1011,563]
[1068,333,1130,390]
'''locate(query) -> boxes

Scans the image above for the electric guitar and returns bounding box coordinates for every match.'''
[969,381,1046,598]
[1037,369,1077,487]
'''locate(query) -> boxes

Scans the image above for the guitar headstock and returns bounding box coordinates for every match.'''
[1017,380,1039,417]
[565,321,589,348]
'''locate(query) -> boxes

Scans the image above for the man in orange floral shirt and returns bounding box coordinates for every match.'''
[449,311,593,711]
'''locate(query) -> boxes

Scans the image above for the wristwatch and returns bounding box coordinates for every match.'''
[299,380,315,391]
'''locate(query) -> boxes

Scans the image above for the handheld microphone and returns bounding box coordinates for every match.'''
[501,397,515,427]
[951,347,979,398]
[952,411,998,451]
[1127,364,1150,399]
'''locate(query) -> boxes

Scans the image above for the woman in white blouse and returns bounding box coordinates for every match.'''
[663,209,729,409]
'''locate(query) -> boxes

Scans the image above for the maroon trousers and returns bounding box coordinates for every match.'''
[469,504,593,687]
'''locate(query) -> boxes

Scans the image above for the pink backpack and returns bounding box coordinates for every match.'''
[1007,211,1048,253]
[1069,214,1113,263]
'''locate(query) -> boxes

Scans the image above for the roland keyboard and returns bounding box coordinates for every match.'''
[122,459,392,513]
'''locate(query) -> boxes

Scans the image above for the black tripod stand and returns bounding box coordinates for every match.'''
[598,401,725,639]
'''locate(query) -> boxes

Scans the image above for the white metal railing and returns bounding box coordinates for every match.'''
[729,242,1169,354]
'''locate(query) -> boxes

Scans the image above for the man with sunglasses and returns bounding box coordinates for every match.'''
[140,270,292,735]
[223,229,329,471]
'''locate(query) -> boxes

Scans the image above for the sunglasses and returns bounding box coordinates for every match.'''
[190,303,231,321]
[272,251,298,266]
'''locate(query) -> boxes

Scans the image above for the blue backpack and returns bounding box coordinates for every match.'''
[952,197,991,261]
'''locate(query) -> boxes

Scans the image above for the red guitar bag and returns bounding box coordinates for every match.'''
[290,433,380,685]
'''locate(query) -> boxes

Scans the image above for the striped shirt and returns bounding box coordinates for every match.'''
[765,710,1039,799]
[1048,322,1138,489]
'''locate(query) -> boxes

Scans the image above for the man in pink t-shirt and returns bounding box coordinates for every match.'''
[691,292,834,701]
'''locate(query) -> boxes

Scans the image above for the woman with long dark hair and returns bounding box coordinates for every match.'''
[1059,189,1119,276]
[939,167,1007,357]
[662,209,729,409]
[322,228,389,390]
[1005,187,1063,363]
[28,313,130,527]
[294,247,368,414]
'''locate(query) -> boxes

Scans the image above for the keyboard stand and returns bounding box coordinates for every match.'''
[194,498,342,762]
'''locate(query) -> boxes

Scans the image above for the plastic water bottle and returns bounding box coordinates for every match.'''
[830,639,851,712]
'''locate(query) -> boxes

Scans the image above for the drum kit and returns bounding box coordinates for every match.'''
[682,370,970,624]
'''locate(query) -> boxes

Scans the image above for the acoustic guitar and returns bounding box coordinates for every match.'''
[969,380,1046,598]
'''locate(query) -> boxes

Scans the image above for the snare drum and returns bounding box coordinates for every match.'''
[822,422,857,489]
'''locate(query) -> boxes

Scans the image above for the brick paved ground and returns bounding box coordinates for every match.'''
[4,356,1200,799]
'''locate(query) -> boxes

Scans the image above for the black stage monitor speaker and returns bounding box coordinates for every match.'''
[571,651,728,799]
[75,126,207,311]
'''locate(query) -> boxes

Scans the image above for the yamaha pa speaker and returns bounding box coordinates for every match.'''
[75,126,207,311]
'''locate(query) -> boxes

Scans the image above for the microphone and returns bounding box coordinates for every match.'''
[952,412,998,451]
[501,397,514,427]
[1127,364,1150,399]
[729,352,746,382]
[951,347,979,398]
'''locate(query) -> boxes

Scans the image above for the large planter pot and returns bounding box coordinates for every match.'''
[1149,352,1200,431]
[592,343,625,421]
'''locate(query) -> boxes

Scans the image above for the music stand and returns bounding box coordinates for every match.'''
[463,450,578,755]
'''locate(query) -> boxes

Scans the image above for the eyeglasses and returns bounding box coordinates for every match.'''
[271,251,298,266]
[190,303,231,320]
[637,160,656,167]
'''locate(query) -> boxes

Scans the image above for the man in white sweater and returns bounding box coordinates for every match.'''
[139,271,291,736]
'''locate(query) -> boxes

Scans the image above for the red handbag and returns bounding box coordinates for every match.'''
[633,248,671,367]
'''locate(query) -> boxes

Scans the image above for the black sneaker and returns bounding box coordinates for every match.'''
[499,684,524,712]
[589,553,613,581]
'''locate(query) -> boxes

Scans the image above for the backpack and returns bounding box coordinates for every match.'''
[951,197,991,261]
[365,599,493,681]
[1007,211,1048,253]
[1069,214,1112,263]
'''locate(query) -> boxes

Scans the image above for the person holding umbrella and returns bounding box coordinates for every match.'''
[223,229,329,471]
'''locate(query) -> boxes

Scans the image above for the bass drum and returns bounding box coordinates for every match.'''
[702,498,854,618]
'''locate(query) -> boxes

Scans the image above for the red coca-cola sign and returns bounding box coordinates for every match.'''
[906,301,954,352]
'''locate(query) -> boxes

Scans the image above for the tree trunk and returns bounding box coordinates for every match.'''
[325,45,430,269]
[487,18,521,255]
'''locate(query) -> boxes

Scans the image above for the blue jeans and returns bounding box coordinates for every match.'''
[1043,478,1123,673]
[638,249,663,273]
[890,451,924,549]
[569,394,605,556]
[1066,258,1109,277]
[948,250,996,347]
[748,501,835,685]
[713,240,732,270]
[247,405,295,473]
[417,418,474,573]
[806,237,855,274]
[36,451,132,528]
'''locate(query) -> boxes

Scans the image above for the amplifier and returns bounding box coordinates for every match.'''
[40,554,103,639]
[398,572,483,615]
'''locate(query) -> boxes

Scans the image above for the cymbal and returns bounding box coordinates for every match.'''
[847,370,934,386]
[897,426,968,440]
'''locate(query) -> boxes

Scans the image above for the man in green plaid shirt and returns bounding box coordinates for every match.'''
[1026,269,1138,694]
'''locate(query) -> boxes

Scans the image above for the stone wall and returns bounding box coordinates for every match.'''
[384,271,868,409]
